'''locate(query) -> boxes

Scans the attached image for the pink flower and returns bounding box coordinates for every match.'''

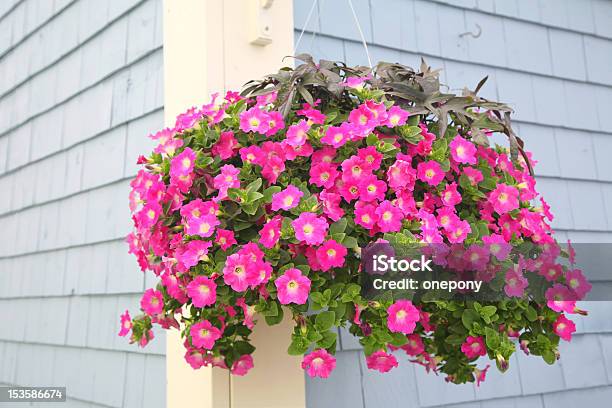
[449,135,477,164]
[213,164,240,200]
[231,354,254,376]
[387,160,416,190]
[271,185,304,211]
[358,175,387,202]
[185,214,220,238]
[341,156,368,182]
[417,161,445,186]
[482,234,511,261]
[461,336,486,359]
[489,184,519,215]
[312,147,336,164]
[366,351,399,373]
[463,167,483,185]
[240,145,263,164]
[446,218,472,244]
[177,240,213,268]
[190,320,222,349]
[504,266,528,297]
[376,200,403,233]
[475,365,490,386]
[211,131,238,160]
[292,212,328,245]
[170,148,196,179]
[265,111,285,136]
[184,348,206,369]
[309,162,339,189]
[141,289,163,316]
[236,298,256,329]
[355,202,378,229]
[250,260,273,287]
[118,310,132,337]
[286,120,310,147]
[259,216,282,249]
[135,202,162,230]
[553,314,576,341]
[546,284,577,313]
[321,126,349,148]
[319,190,345,221]
[223,253,255,292]
[402,334,425,356]
[565,269,591,299]
[358,146,383,171]
[302,349,336,378]
[216,229,237,250]
[387,300,420,334]
[275,268,311,305]
[539,262,563,282]
[239,107,269,134]
[385,106,410,127]
[186,276,217,307]
[316,240,347,271]
[441,182,462,207]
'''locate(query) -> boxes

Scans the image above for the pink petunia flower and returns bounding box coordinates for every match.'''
[213,164,241,200]
[546,284,577,313]
[292,212,328,245]
[177,240,213,268]
[475,365,490,386]
[358,175,387,202]
[565,269,592,299]
[463,166,484,185]
[311,147,336,164]
[488,184,519,215]
[185,214,220,238]
[216,229,237,250]
[265,111,285,136]
[190,320,222,349]
[482,234,511,261]
[355,202,378,229]
[504,266,528,297]
[184,348,206,369]
[186,276,217,307]
[321,126,349,148]
[366,351,399,373]
[259,216,282,249]
[118,310,132,337]
[385,106,410,127]
[375,200,403,233]
[309,162,339,189]
[286,120,310,147]
[358,146,383,171]
[316,240,348,271]
[387,300,420,334]
[271,185,304,211]
[417,161,445,186]
[402,334,425,356]
[223,253,256,292]
[302,349,336,378]
[141,289,164,316]
[461,336,487,359]
[553,314,576,341]
[387,160,416,190]
[441,182,462,207]
[211,131,238,160]
[275,268,311,305]
[319,190,345,221]
[231,354,254,376]
[236,298,256,329]
[239,107,270,134]
[449,135,477,164]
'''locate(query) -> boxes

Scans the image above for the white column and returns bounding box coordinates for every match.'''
[163,1,303,407]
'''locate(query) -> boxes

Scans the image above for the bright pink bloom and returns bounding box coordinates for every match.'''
[118,310,132,337]
[216,229,237,250]
[387,300,420,334]
[292,212,328,245]
[275,268,311,305]
[475,365,490,386]
[239,107,269,134]
[309,162,339,189]
[385,105,409,127]
[539,262,563,282]
[302,349,336,378]
[136,201,162,230]
[170,148,196,179]
[311,147,336,164]
[417,161,445,186]
[339,179,361,202]
[177,240,213,268]
[355,202,378,229]
[187,276,217,307]
[321,126,349,148]
[184,348,206,369]
[265,111,285,136]
[185,214,220,238]
[358,146,383,171]
[546,284,577,313]
[271,185,304,211]
[461,336,486,359]
[286,120,310,147]
[463,167,483,185]
[211,131,238,160]
[402,334,425,356]
[236,298,256,329]
[231,354,254,376]
[366,351,399,373]
[316,240,347,271]
[141,289,163,316]
[240,145,263,164]
[504,267,528,297]
[375,200,403,232]
[450,135,477,164]
[250,260,273,287]
[341,156,368,182]
[482,234,511,261]
[553,314,576,341]
[446,218,472,244]
[387,160,416,190]
[358,175,387,202]
[489,184,520,215]
[190,320,222,349]
[441,182,462,207]
[259,216,282,248]
[565,269,591,299]
[213,164,240,200]
[319,190,345,221]
[223,253,255,292]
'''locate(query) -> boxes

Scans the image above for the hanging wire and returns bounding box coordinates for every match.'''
[294,0,319,55]
[347,0,373,69]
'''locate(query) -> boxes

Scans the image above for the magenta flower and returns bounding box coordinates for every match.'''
[184,348,206,369]
[301,349,336,378]
[463,166,483,185]
[461,336,487,359]
[275,268,311,305]
[292,212,328,245]
[141,289,164,316]
[309,162,339,189]
[215,229,237,250]
[239,107,270,134]
[358,175,387,202]
[185,214,220,238]
[316,240,347,271]
[213,164,240,200]
[170,147,196,178]
[211,131,238,160]
[135,202,162,230]
[271,185,304,211]
[441,182,462,207]
[231,354,254,376]
[417,161,445,186]
[449,135,477,165]
[177,240,213,268]
[504,267,528,297]
[387,160,415,190]
[475,364,490,387]
[553,314,576,341]
[366,351,399,373]
[488,184,519,215]
[375,200,403,233]
[341,156,367,182]
[565,269,592,299]
[265,111,285,136]
[546,284,577,313]
[223,254,255,292]
[482,234,511,261]
[286,120,310,147]
[259,216,282,249]
[402,334,425,356]
[446,218,471,244]
[385,105,410,127]
[186,276,217,307]
[387,300,420,334]
[118,310,132,337]
[321,126,348,148]
[319,190,345,221]
[354,202,378,230]
[190,320,221,350]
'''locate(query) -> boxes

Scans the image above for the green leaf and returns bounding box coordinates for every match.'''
[524,305,538,322]
[329,218,348,235]
[314,311,335,332]
[484,327,500,350]
[397,125,423,144]
[342,236,358,249]
[265,305,284,325]
[263,186,282,202]
[234,340,256,355]
[317,330,337,349]
[288,336,310,355]
[461,309,480,330]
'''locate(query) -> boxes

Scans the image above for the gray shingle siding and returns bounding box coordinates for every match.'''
[0,1,165,407]
[295,0,612,406]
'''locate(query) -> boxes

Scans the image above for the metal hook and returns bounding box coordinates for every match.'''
[459,23,482,39]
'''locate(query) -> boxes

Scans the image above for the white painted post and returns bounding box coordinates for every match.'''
[163,1,304,407]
